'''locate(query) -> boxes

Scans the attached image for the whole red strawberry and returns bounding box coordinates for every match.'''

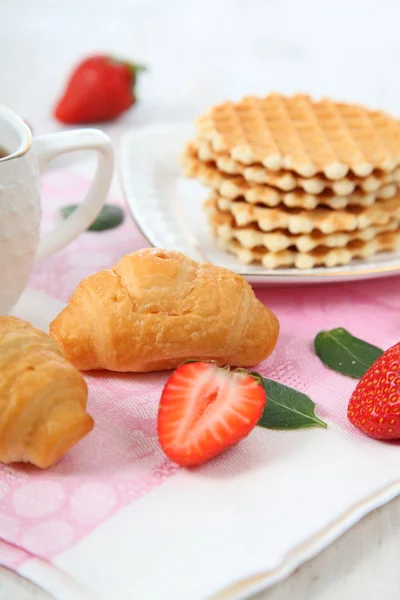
[348,342,400,439]
[54,55,146,124]
[158,362,266,466]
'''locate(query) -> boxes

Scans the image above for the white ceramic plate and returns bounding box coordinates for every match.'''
[120,122,400,285]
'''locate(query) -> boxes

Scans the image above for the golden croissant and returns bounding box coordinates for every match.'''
[50,249,279,372]
[0,317,93,468]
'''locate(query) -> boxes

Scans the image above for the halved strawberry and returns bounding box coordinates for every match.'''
[157,362,266,466]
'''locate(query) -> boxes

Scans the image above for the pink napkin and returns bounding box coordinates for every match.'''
[1,170,179,567]
[1,169,400,597]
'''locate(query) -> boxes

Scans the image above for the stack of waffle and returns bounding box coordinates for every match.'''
[181,94,400,269]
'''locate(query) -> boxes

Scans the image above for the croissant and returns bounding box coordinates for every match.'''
[0,317,93,468]
[50,249,279,372]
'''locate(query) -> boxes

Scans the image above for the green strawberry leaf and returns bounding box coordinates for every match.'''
[256,377,327,430]
[119,59,147,82]
[314,327,383,379]
[61,204,124,232]
[130,62,147,74]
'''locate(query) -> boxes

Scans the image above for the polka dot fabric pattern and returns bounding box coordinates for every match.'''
[0,372,178,565]
[0,171,179,568]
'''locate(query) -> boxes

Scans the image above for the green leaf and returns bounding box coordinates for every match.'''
[61,204,124,232]
[131,62,147,74]
[257,378,327,430]
[314,327,383,379]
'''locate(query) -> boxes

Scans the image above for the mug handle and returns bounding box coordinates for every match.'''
[33,129,114,262]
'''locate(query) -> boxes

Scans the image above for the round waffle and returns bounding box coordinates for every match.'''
[181,145,398,209]
[205,199,400,254]
[195,94,400,179]
[185,140,400,195]
[216,233,400,270]
[207,191,400,234]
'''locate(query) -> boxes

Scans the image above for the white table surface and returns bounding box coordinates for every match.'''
[1,0,400,598]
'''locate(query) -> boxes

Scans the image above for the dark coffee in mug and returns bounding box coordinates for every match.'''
[0,146,9,158]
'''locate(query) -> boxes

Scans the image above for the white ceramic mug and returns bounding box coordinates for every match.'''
[0,104,114,315]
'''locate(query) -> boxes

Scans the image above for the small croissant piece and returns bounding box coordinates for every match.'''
[0,317,93,468]
[50,248,279,372]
